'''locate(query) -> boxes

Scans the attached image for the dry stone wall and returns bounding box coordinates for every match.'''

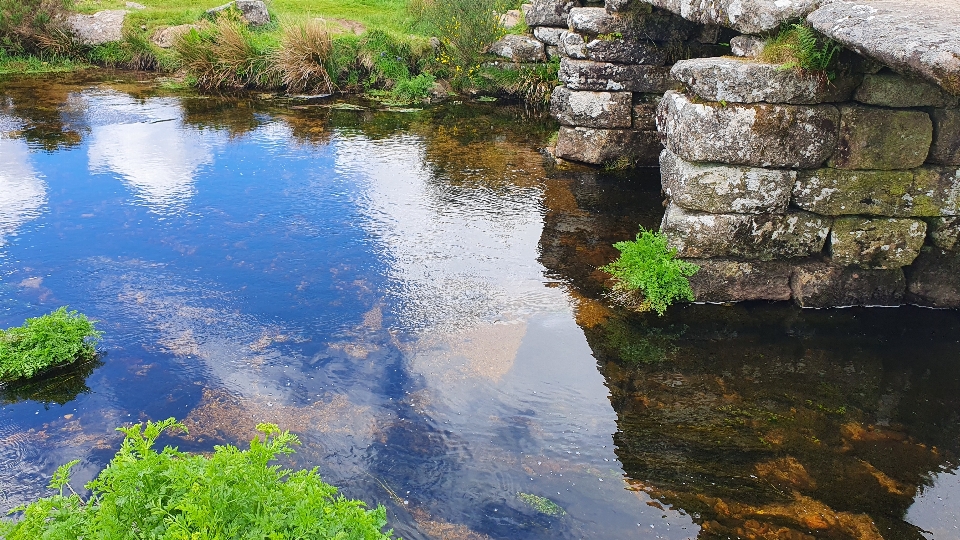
[658,53,960,308]
[527,0,721,166]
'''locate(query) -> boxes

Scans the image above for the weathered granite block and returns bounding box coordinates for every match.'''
[660,204,830,260]
[829,217,926,269]
[791,261,905,308]
[533,26,565,46]
[854,72,959,108]
[642,0,821,34]
[905,247,960,308]
[671,58,860,105]
[929,108,960,166]
[657,91,839,168]
[925,216,960,251]
[558,31,668,65]
[527,0,579,27]
[793,167,960,217]
[67,10,126,45]
[489,34,546,62]
[550,87,633,128]
[568,6,696,42]
[554,126,660,165]
[660,149,794,214]
[730,35,763,58]
[686,258,793,302]
[560,58,677,92]
[828,105,933,171]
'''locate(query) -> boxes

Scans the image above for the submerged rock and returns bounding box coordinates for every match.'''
[657,91,839,168]
[489,34,546,62]
[660,149,794,214]
[829,217,927,269]
[554,126,660,165]
[792,167,960,217]
[671,57,860,105]
[559,58,677,93]
[828,105,933,170]
[550,87,633,129]
[905,247,960,308]
[686,258,794,302]
[791,260,905,308]
[660,204,830,260]
[67,10,126,45]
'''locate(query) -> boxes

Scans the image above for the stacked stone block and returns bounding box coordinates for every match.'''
[540,0,720,166]
[657,55,960,307]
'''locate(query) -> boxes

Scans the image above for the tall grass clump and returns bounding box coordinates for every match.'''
[174,14,277,91]
[601,228,699,316]
[0,307,101,384]
[477,58,559,110]
[420,0,509,84]
[0,419,394,539]
[0,0,69,55]
[271,19,333,94]
[761,23,840,78]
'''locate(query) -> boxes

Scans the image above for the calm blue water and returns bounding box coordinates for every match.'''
[2,73,959,540]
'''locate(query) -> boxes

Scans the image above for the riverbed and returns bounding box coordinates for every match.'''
[0,72,957,540]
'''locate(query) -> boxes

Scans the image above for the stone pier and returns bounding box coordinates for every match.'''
[536,0,723,166]
[555,0,960,308]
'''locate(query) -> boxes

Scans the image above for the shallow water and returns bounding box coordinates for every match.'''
[0,73,958,540]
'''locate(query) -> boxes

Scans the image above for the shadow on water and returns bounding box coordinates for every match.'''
[538,168,960,539]
[0,71,958,540]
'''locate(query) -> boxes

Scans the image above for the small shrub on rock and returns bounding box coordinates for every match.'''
[761,23,839,78]
[601,227,698,315]
[0,307,101,384]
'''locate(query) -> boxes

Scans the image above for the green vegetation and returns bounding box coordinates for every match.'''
[0,307,101,384]
[517,493,565,516]
[761,23,840,77]
[600,319,681,364]
[0,419,394,539]
[600,228,698,316]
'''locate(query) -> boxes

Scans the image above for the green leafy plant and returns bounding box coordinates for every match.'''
[761,23,840,77]
[0,0,70,55]
[600,227,698,316]
[517,492,565,516]
[0,307,101,384]
[421,0,509,83]
[0,419,394,539]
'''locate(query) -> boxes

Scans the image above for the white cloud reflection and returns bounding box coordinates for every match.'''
[85,92,218,215]
[0,136,47,247]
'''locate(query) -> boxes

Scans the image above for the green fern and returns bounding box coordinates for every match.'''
[600,227,698,316]
[761,23,840,77]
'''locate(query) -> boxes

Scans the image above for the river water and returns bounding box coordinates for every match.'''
[0,72,957,540]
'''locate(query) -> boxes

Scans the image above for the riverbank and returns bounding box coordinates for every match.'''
[0,0,559,107]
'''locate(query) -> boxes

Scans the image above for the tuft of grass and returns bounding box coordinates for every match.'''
[0,307,102,384]
[761,23,840,78]
[600,227,698,316]
[174,13,277,90]
[474,58,559,110]
[0,51,89,73]
[517,493,565,516]
[0,419,394,539]
[271,19,333,94]
[0,0,70,55]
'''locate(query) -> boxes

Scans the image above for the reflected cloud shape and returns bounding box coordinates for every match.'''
[0,137,47,247]
[85,92,219,215]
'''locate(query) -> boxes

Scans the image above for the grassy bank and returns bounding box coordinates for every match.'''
[1,0,557,107]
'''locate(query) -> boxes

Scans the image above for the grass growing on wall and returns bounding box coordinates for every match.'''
[0,307,102,384]
[601,228,699,316]
[761,23,840,78]
[0,419,394,539]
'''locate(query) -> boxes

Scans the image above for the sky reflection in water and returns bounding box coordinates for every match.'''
[0,75,959,540]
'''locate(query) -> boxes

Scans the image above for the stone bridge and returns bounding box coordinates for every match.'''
[538,0,960,308]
